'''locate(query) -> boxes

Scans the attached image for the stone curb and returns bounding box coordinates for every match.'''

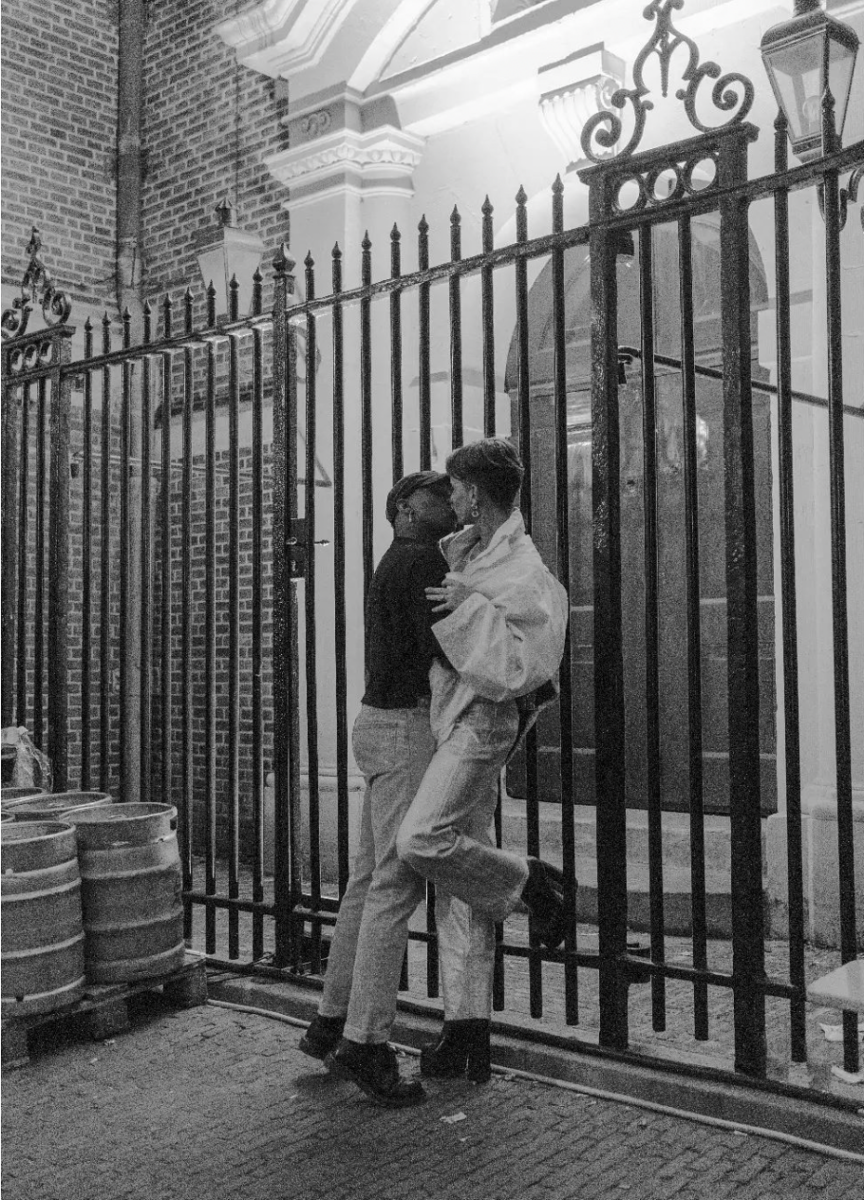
[207,972,864,1157]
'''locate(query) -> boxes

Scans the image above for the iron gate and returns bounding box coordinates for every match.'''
[2,4,863,1087]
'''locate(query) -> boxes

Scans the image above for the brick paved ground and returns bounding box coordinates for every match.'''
[3,997,862,1200]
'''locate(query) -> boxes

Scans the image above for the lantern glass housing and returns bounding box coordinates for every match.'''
[194,200,265,319]
[760,6,859,162]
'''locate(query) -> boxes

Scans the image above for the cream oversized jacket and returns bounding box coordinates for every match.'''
[429,509,569,743]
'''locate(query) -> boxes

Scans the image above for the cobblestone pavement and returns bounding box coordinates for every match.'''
[3,997,863,1200]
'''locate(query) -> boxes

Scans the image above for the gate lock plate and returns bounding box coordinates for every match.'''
[287,518,306,578]
[286,519,329,578]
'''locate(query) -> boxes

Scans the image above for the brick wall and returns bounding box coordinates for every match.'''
[1,0,118,312]
[6,374,124,792]
[151,415,277,861]
[2,1,291,322]
[142,0,290,327]
[4,2,291,856]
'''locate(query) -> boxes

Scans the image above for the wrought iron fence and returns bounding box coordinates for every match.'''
[3,3,863,1088]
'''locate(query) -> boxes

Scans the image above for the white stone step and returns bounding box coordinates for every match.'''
[501,799,742,937]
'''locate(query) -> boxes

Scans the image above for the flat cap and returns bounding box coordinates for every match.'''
[385,471,450,524]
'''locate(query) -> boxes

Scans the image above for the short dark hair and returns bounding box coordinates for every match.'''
[446,437,524,508]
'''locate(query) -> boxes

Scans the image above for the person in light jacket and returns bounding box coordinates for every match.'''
[396,436,571,1085]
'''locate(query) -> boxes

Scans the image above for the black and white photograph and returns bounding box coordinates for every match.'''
[2,1,863,1196]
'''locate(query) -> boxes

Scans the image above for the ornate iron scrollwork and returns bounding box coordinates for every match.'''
[845,165,864,232]
[817,165,864,231]
[1,227,72,341]
[581,0,755,165]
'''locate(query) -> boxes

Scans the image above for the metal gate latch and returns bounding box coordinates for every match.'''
[287,518,329,578]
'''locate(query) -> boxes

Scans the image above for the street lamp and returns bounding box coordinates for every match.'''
[194,198,265,319]
[760,0,859,163]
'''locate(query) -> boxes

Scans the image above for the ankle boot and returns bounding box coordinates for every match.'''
[522,858,568,949]
[298,1013,345,1061]
[420,1019,491,1084]
[325,1039,426,1108]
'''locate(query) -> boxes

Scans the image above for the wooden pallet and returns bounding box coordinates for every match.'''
[1,953,207,1070]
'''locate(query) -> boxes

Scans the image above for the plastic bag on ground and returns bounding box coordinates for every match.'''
[1,726,53,792]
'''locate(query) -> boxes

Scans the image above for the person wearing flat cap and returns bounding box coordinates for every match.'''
[299,470,456,1107]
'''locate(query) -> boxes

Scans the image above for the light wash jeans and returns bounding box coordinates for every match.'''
[318,702,435,1044]
[397,697,529,1020]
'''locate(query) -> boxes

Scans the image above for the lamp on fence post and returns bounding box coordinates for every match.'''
[194,198,265,320]
[760,0,859,163]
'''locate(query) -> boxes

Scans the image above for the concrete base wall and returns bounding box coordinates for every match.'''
[765,792,864,950]
[266,775,864,949]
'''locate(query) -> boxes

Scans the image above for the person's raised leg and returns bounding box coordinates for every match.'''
[397,708,526,922]
[398,701,568,947]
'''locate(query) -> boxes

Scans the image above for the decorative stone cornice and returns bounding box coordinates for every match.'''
[537,45,626,171]
[214,0,361,78]
[265,124,425,205]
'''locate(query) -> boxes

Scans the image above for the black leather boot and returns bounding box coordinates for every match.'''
[298,1013,345,1061]
[326,1039,426,1108]
[420,1019,491,1084]
[522,858,569,949]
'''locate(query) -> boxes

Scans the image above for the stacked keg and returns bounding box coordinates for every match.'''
[1,796,185,1014]
[1,821,87,1016]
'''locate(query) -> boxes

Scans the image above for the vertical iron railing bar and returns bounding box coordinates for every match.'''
[204,337,217,955]
[160,305,173,813]
[1,380,19,729]
[331,244,351,896]
[227,324,242,960]
[47,331,71,791]
[271,247,296,968]
[417,218,438,993]
[33,376,47,750]
[490,799,503,1010]
[677,214,709,1042]
[484,197,503,1011]
[202,285,216,952]
[15,383,30,728]
[99,315,112,791]
[551,175,579,1025]
[360,234,374,599]
[772,114,806,1063]
[515,187,532,529]
[140,305,153,807]
[719,128,766,1079]
[481,196,497,438]
[286,313,303,972]
[449,207,464,450]
[181,343,195,944]
[821,139,858,1076]
[81,323,94,788]
[251,318,266,962]
[304,252,323,974]
[584,164,629,1052]
[390,226,404,482]
[418,217,432,471]
[515,185,542,1016]
[119,312,132,800]
[638,224,667,1031]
